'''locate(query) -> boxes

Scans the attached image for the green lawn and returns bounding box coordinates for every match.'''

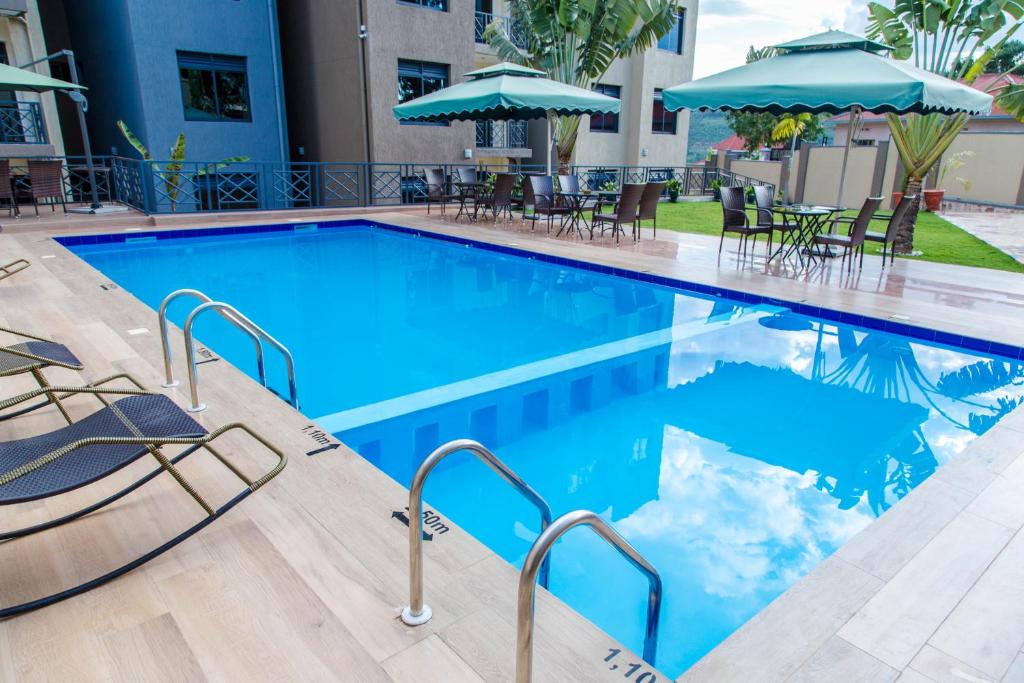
[640,201,1024,273]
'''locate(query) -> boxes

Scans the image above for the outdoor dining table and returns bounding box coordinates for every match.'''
[555,190,620,240]
[770,204,839,264]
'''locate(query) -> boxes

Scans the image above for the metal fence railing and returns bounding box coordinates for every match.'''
[0,101,47,145]
[475,120,529,149]
[0,156,775,215]
[474,11,529,49]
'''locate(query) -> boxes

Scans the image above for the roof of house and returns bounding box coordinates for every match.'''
[832,73,1022,124]
[714,132,786,150]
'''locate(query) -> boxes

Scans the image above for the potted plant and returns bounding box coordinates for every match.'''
[710,178,722,200]
[665,178,682,202]
[891,191,904,209]
[925,150,974,212]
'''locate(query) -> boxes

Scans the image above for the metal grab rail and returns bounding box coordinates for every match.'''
[158,289,266,389]
[516,510,662,683]
[401,439,553,627]
[182,301,297,412]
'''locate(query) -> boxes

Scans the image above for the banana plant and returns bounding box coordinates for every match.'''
[866,0,1023,253]
[117,120,250,211]
[484,0,678,171]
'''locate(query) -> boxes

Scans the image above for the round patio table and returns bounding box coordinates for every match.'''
[771,204,837,264]
[452,180,487,221]
[555,191,601,239]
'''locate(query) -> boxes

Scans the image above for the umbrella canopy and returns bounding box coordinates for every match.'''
[392,61,620,123]
[662,30,992,116]
[0,61,84,93]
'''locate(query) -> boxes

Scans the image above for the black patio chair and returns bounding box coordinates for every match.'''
[525,175,570,233]
[635,181,666,240]
[0,326,84,423]
[719,186,772,256]
[864,194,916,266]
[475,173,517,222]
[752,185,795,257]
[0,379,286,617]
[424,168,459,215]
[593,183,645,243]
[814,196,883,272]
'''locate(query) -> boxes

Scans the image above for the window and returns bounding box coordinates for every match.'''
[398,59,450,126]
[178,51,251,122]
[651,89,677,134]
[399,0,448,10]
[590,84,620,133]
[657,10,685,54]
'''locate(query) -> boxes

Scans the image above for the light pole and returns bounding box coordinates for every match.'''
[20,49,125,214]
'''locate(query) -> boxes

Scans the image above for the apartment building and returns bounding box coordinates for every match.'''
[0,0,65,159]
[40,0,289,163]
[278,0,699,167]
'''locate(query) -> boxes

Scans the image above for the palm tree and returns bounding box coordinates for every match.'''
[484,0,678,170]
[866,0,1022,254]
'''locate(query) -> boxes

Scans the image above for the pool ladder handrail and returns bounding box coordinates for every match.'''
[401,439,553,627]
[515,509,663,683]
[157,289,298,412]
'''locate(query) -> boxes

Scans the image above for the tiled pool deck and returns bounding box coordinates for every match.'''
[2,207,1023,682]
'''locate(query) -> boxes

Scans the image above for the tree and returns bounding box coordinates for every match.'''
[484,0,678,170]
[866,0,1023,254]
[117,121,248,212]
[724,46,825,153]
[951,39,1024,73]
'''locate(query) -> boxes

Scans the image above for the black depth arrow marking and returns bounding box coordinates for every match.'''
[306,443,340,457]
[391,510,432,541]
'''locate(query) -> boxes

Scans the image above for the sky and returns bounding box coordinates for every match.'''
[692,0,872,78]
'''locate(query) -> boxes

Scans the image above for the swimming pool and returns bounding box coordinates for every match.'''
[62,220,1024,677]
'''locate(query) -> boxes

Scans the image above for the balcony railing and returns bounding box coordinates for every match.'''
[0,101,47,145]
[1,155,776,214]
[475,11,528,49]
[476,120,529,149]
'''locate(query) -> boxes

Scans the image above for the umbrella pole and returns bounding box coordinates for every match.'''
[836,106,862,210]
[546,115,553,175]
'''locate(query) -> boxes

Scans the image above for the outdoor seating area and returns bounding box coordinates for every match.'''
[422,167,676,245]
[717,186,917,273]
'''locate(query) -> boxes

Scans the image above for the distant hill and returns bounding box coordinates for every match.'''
[686,111,731,162]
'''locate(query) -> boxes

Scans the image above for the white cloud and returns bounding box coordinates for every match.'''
[692,0,872,78]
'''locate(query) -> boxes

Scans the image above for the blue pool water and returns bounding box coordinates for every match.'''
[65,222,1024,677]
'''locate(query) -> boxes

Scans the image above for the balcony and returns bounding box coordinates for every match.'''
[0,101,47,145]
[475,120,530,157]
[474,11,528,49]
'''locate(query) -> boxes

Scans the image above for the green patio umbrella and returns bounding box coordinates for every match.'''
[393,62,620,174]
[662,30,993,207]
[0,62,84,92]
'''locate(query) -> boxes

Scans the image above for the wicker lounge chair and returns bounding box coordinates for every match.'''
[751,185,795,257]
[556,174,580,194]
[813,196,883,272]
[424,168,459,215]
[635,181,666,240]
[475,173,517,221]
[0,380,286,617]
[719,186,772,256]
[1,258,30,280]
[525,176,570,233]
[0,327,84,423]
[0,159,18,217]
[593,183,645,243]
[27,159,66,216]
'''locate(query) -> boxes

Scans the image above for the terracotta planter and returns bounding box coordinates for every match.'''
[891,191,903,209]
[923,189,944,212]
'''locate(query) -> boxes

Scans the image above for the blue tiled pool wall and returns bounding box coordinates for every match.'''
[55,219,1024,361]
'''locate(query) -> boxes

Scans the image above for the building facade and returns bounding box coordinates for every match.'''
[41,0,288,163]
[278,0,699,167]
[0,0,65,159]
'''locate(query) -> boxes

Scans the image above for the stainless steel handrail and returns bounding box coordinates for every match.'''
[158,289,266,389]
[515,510,662,683]
[401,439,553,627]
[182,300,298,412]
